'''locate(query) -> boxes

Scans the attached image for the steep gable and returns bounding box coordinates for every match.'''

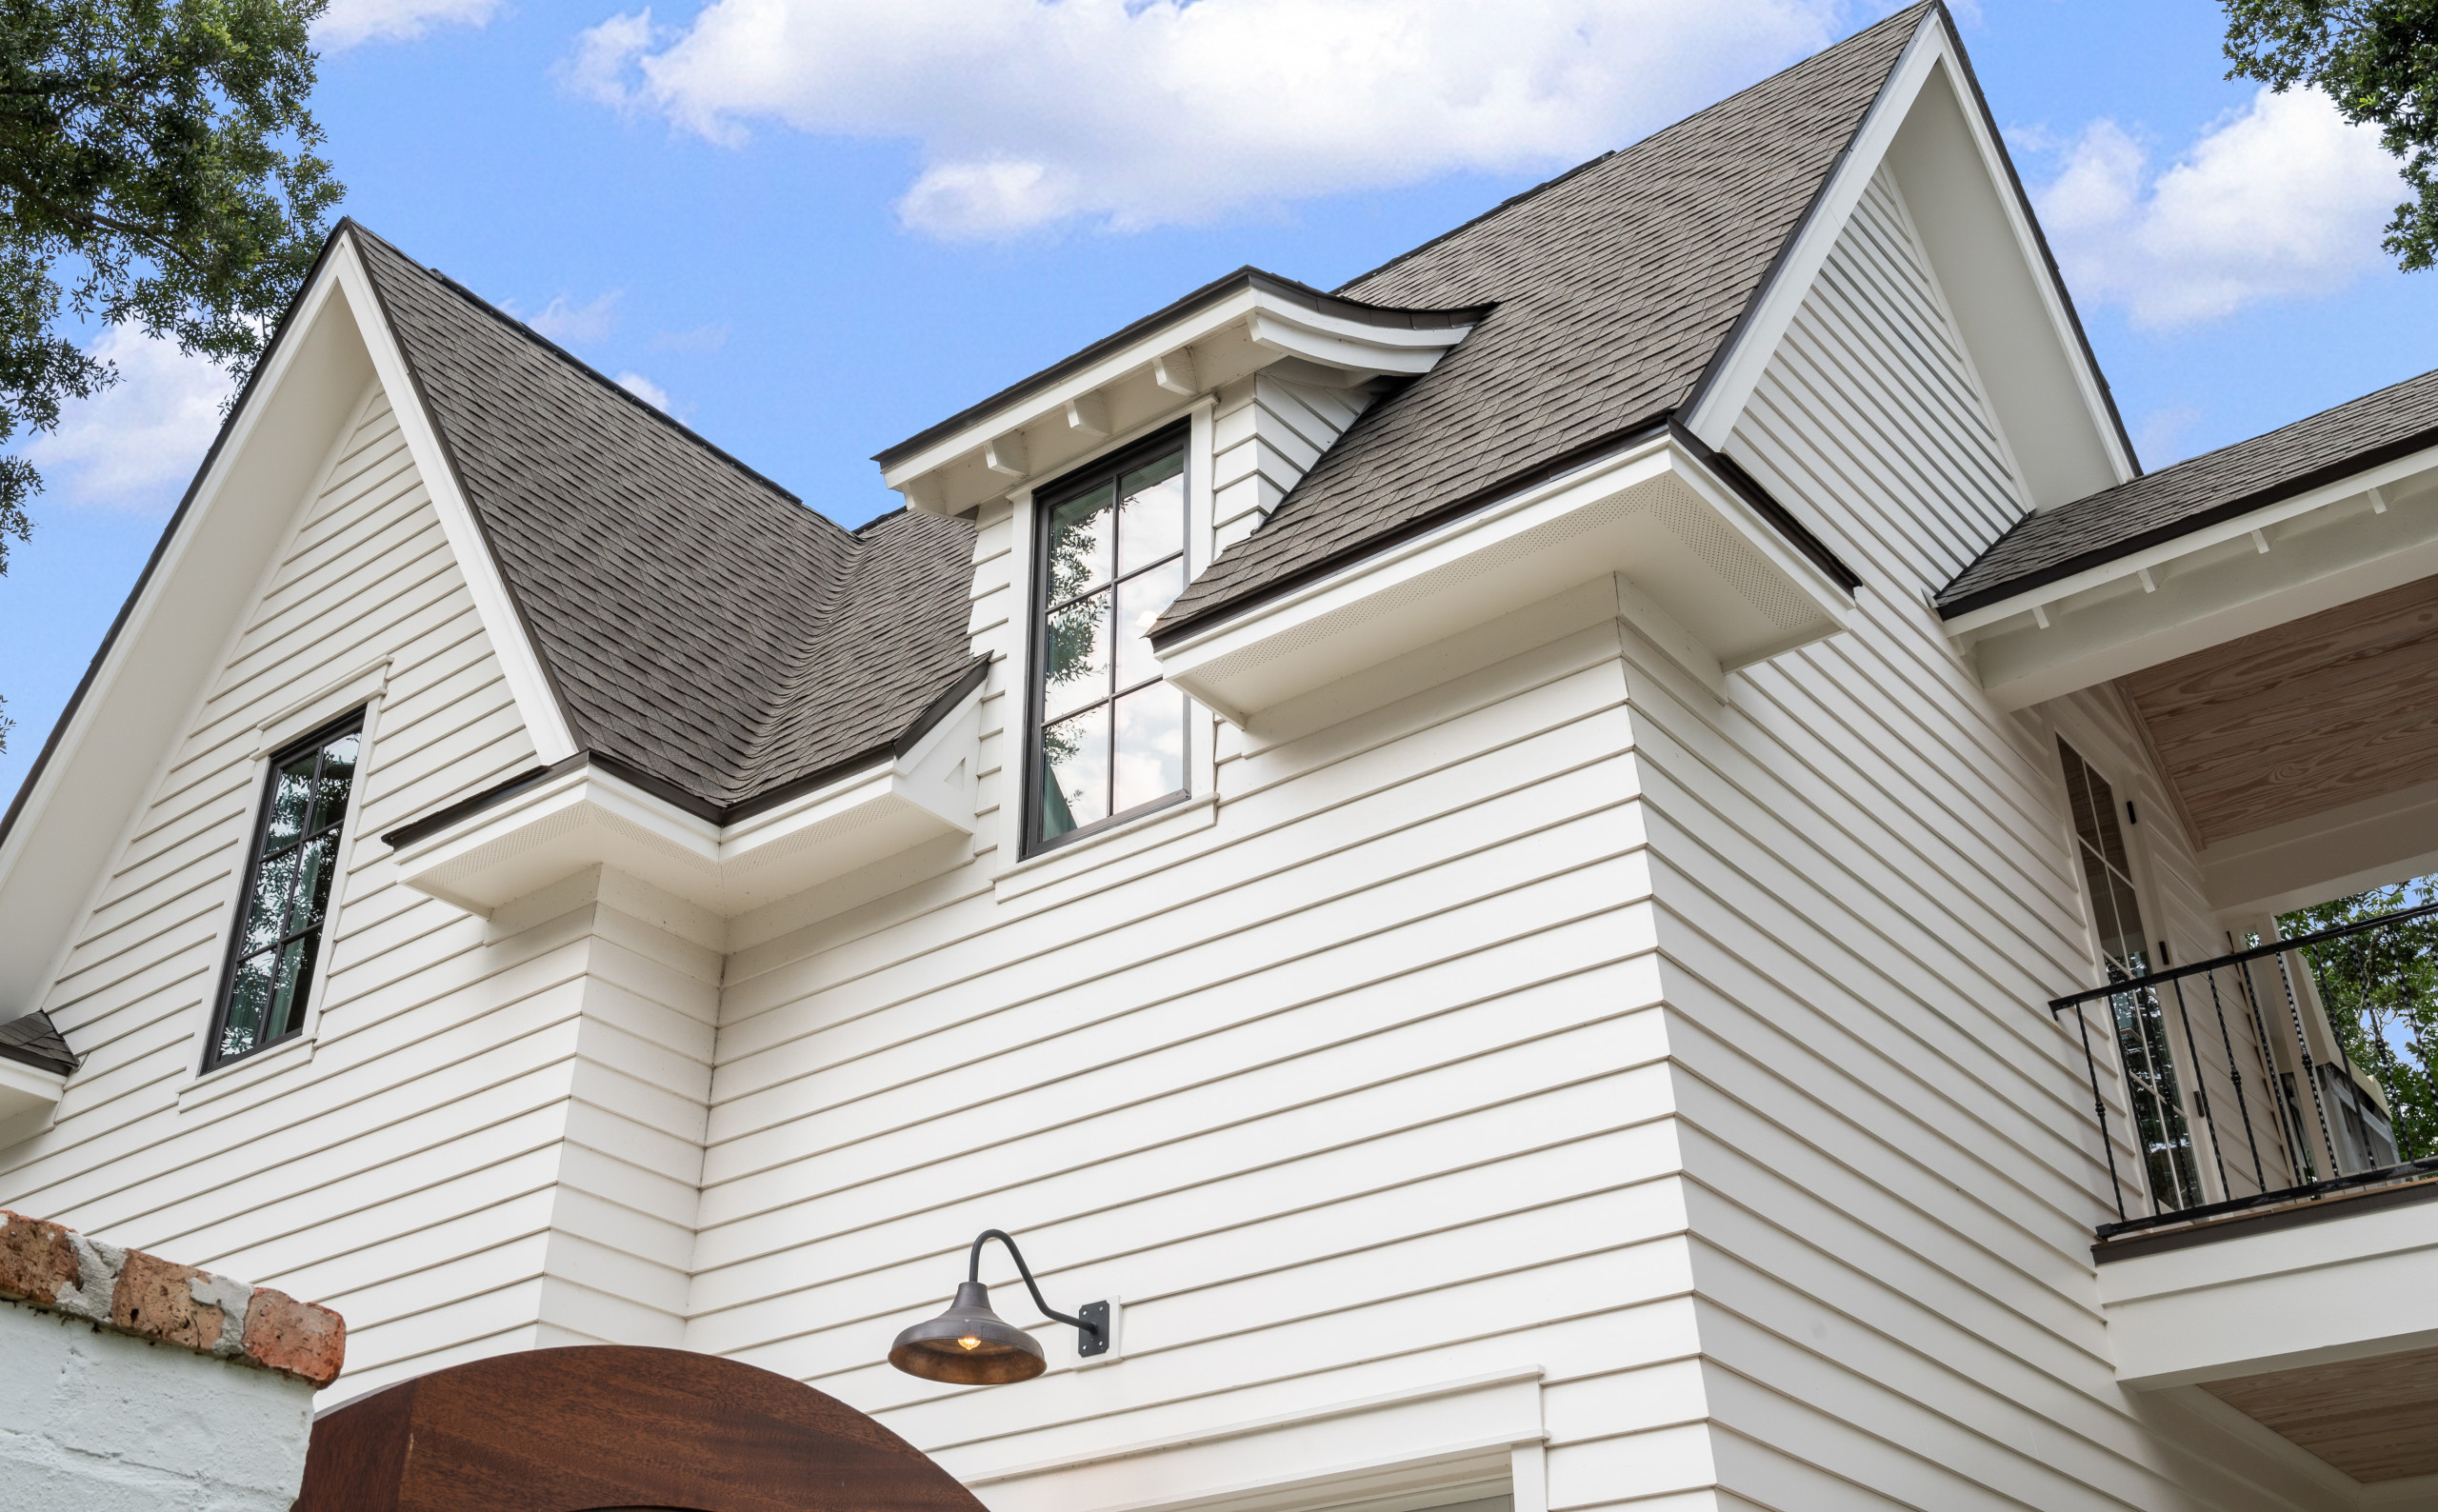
[1155,3,1929,640]
[350,230,979,816]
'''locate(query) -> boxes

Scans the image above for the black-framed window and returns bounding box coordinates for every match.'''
[2060,737,2202,1210]
[1029,428,1189,852]
[207,712,364,1068]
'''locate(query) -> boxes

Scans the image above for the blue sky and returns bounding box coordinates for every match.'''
[5,0,2435,804]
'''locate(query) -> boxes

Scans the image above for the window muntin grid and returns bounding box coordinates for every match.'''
[2059,737,2202,1209]
[208,713,363,1068]
[1031,432,1189,850]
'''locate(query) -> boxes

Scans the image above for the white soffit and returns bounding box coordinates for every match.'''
[1949,448,2438,710]
[884,287,1474,517]
[1155,434,1854,726]
[1686,11,2131,508]
[392,686,981,918]
[0,1056,66,1127]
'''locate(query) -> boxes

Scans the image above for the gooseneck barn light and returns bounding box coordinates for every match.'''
[889,1229,1109,1384]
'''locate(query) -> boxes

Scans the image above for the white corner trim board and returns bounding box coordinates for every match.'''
[391,683,982,919]
[1155,433,1852,726]
[957,1365,1546,1512]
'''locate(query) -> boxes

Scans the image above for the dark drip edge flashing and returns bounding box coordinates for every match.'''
[1152,414,1859,651]
[380,658,991,851]
[875,267,1491,470]
[1937,419,2438,620]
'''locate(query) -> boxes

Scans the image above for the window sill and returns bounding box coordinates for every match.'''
[995,791,1217,901]
[176,1032,315,1113]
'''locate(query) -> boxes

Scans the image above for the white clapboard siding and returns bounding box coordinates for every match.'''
[687,569,1717,1510]
[1672,168,2303,1507]
[0,383,717,1405]
[1211,373,1373,548]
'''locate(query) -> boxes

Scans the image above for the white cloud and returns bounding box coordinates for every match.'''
[615,370,672,410]
[653,322,730,351]
[523,290,624,346]
[2135,404,2204,467]
[569,0,1854,238]
[2037,88,2403,328]
[316,0,500,49]
[21,327,232,512]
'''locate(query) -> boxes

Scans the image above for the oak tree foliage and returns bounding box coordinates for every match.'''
[0,0,340,748]
[2282,879,2438,1162]
[2225,0,2438,269]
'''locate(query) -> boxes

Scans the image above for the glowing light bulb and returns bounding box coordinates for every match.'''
[957,1335,982,1351]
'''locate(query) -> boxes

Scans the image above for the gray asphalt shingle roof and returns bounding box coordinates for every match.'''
[0,1011,76,1076]
[350,227,981,818]
[1152,3,1930,640]
[1938,367,2438,616]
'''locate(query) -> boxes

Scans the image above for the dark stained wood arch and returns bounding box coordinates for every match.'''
[291,1344,987,1512]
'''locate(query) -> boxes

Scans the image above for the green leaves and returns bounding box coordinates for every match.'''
[0,0,340,749]
[2283,878,2438,1160]
[2226,0,2438,269]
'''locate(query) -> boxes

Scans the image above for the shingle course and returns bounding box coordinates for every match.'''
[1155,4,1930,638]
[1938,367,2438,615]
[350,227,978,814]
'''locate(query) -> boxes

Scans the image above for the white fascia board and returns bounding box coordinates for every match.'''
[330,239,578,763]
[1685,13,2132,489]
[1683,12,1940,446]
[1954,452,2438,709]
[881,288,1471,503]
[0,250,374,1021]
[0,1056,66,1124]
[1946,441,2438,635]
[1156,434,1853,726]
[392,685,981,918]
[2100,1196,2438,1387]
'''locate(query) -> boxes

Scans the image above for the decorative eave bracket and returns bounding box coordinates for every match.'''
[881,279,1479,517]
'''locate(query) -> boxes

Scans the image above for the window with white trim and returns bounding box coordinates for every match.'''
[207,712,363,1068]
[1029,428,1190,852]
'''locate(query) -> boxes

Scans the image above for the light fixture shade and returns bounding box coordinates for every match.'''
[889,1281,1048,1385]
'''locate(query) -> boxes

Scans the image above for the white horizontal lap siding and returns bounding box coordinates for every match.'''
[691,614,1696,1501]
[1692,171,2288,1508]
[0,383,670,1403]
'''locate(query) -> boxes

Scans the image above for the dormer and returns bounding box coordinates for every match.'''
[874,269,1484,528]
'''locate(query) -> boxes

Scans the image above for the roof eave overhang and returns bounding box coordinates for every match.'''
[880,276,1484,517]
[1154,430,1857,726]
[387,674,986,920]
[1944,441,2438,710]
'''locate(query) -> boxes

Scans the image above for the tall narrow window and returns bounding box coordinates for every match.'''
[2059,738,2202,1209]
[1030,429,1190,851]
[209,713,363,1068]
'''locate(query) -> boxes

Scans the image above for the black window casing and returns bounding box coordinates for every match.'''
[203,708,368,1071]
[1023,422,1194,858]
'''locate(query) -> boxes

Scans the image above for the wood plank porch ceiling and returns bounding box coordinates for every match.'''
[2203,1343,2438,1482]
[2121,573,2438,847]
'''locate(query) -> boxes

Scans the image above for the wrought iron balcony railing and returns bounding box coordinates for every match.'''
[2049,902,2437,1233]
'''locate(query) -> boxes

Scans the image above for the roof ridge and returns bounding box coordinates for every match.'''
[341,219,837,532]
[1334,1,1939,298]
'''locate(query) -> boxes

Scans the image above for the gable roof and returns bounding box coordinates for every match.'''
[0,1011,75,1076]
[1152,2,1933,642]
[1938,367,2438,617]
[348,227,980,817]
